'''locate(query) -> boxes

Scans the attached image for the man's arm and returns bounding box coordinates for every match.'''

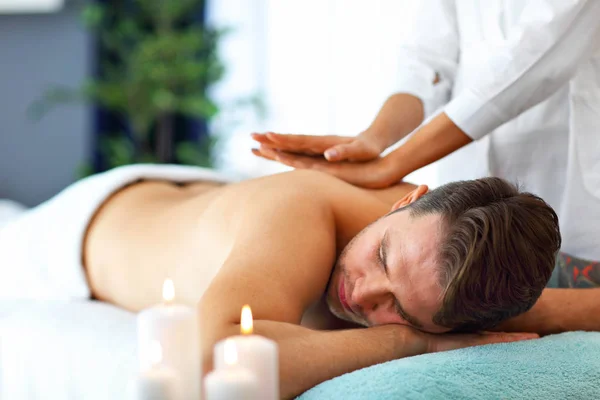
[208,319,426,399]
[496,288,600,336]
[497,254,600,335]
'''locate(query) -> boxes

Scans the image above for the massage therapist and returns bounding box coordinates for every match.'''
[252,0,600,264]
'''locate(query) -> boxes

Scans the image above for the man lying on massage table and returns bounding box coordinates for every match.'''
[83,168,562,398]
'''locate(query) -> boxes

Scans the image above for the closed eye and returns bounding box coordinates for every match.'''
[377,230,390,275]
[377,230,423,329]
[377,241,387,274]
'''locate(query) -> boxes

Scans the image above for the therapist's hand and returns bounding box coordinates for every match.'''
[252,144,400,189]
[251,132,384,162]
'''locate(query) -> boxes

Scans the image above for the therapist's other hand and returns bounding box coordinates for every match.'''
[250,132,383,162]
[251,145,399,189]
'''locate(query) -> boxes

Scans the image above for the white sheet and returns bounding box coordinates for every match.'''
[0,300,137,400]
[0,164,234,301]
[0,199,26,229]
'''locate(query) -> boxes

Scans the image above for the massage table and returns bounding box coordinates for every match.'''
[0,299,599,399]
[1,182,599,399]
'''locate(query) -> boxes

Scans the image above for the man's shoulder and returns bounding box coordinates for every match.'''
[237,170,353,203]
[216,169,395,229]
[268,170,346,189]
[239,170,400,217]
[211,170,342,223]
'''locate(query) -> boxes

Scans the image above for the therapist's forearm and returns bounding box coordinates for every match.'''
[495,288,600,336]
[360,93,425,151]
[383,112,473,180]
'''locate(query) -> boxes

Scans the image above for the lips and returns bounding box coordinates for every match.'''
[339,278,352,313]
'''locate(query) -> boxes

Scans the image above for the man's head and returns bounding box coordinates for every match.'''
[325,177,561,333]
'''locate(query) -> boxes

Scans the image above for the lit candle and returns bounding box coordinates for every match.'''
[204,340,260,400]
[214,306,279,400]
[131,341,180,400]
[137,279,200,400]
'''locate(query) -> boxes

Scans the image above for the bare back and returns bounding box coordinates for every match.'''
[84,170,417,313]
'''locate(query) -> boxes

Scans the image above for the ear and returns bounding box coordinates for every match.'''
[391,185,428,212]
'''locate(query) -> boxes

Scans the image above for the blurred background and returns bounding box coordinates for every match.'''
[0,0,434,207]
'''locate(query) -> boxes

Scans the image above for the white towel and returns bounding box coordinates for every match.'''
[0,199,27,229]
[0,164,235,300]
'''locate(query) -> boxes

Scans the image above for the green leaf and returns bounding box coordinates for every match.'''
[175,140,213,167]
[84,81,129,113]
[75,162,96,179]
[100,136,136,168]
[152,90,177,112]
[28,85,85,121]
[138,152,158,164]
[81,4,105,29]
[178,96,219,119]
[135,0,201,27]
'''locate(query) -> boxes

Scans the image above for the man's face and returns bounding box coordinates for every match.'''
[325,208,449,333]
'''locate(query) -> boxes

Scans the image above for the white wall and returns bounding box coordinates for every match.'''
[209,0,438,186]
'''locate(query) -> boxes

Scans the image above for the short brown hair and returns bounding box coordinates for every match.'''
[406,177,561,332]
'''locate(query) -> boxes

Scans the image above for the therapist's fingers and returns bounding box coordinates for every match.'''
[251,132,353,156]
[251,148,275,162]
[325,140,382,162]
[253,146,398,189]
[259,146,330,170]
[251,132,382,163]
[252,145,298,164]
[253,145,334,170]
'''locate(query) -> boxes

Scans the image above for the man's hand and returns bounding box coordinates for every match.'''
[389,325,539,360]
[251,144,400,189]
[424,330,539,353]
[251,132,384,162]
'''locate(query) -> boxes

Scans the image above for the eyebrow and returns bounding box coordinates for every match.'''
[381,230,424,329]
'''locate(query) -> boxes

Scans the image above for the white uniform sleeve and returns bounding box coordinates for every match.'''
[444,0,600,140]
[395,0,459,118]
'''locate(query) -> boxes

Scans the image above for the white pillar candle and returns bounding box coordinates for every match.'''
[204,340,260,400]
[214,306,279,400]
[131,341,180,400]
[138,279,201,400]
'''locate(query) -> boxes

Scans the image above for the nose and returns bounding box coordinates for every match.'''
[351,276,389,312]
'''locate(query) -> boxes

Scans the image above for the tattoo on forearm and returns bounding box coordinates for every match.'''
[557,252,600,288]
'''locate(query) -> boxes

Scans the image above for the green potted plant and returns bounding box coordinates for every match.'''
[31,0,227,174]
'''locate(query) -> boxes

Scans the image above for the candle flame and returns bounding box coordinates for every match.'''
[149,341,163,366]
[162,279,175,303]
[240,305,253,335]
[223,339,238,366]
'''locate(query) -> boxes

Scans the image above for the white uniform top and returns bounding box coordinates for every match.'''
[396,0,600,260]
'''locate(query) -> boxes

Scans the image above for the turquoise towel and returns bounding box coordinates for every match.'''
[298,332,600,400]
